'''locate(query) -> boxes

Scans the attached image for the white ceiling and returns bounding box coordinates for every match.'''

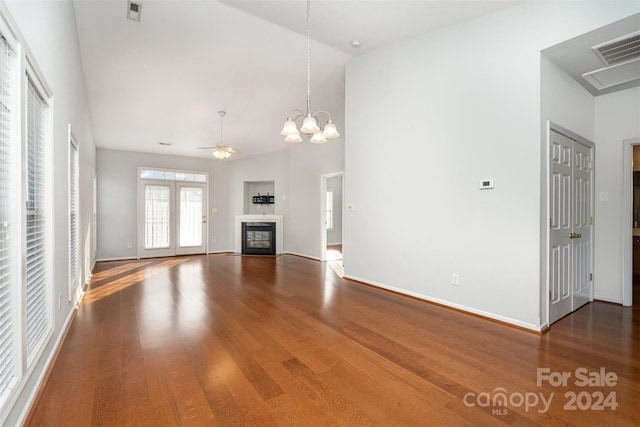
[72,0,526,159]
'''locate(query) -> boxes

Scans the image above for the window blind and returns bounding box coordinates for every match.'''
[69,137,79,296]
[0,35,16,402]
[25,81,49,356]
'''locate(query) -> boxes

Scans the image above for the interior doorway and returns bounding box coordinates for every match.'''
[622,138,640,307]
[320,172,344,263]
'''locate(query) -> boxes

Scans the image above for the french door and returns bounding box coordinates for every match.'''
[138,180,207,258]
[549,128,594,324]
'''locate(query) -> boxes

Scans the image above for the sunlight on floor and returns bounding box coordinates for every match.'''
[83,258,190,304]
[327,244,344,277]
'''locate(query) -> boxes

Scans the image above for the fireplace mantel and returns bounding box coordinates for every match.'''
[235,215,283,254]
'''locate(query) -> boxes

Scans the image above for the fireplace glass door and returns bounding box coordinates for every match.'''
[242,222,276,255]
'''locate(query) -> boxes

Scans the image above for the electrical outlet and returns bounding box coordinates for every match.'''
[127,242,132,249]
[58,293,62,310]
[211,238,217,244]
[451,273,460,286]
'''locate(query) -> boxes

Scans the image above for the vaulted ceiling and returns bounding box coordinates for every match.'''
[72,0,526,159]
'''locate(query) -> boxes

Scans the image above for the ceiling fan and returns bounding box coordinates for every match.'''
[198,110,242,159]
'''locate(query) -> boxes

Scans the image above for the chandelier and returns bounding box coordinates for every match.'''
[280,0,339,144]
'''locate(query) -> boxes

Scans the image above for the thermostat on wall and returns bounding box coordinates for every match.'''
[479,179,494,189]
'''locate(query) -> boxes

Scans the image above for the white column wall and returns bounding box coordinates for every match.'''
[344,1,639,330]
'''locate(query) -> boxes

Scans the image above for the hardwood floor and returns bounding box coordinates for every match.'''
[27,254,640,426]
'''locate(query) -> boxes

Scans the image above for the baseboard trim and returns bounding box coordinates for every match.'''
[19,304,78,426]
[594,295,622,305]
[344,274,543,334]
[207,250,235,255]
[283,251,321,261]
[95,256,138,262]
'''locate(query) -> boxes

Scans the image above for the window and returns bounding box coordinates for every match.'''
[69,129,79,299]
[0,10,53,418]
[145,185,171,249]
[140,168,206,183]
[0,31,17,408]
[25,79,51,359]
[326,190,333,230]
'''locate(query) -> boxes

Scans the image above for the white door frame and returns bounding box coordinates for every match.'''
[547,122,595,325]
[320,171,344,262]
[621,137,640,306]
[136,168,209,259]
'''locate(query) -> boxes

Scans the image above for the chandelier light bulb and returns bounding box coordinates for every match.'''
[310,132,327,144]
[285,133,302,143]
[281,118,298,136]
[300,114,320,134]
[322,120,339,138]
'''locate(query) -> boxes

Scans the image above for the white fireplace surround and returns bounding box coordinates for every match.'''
[235,215,283,254]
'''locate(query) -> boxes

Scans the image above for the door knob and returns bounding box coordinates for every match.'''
[202,216,207,224]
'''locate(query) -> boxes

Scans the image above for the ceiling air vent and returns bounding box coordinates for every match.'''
[582,31,640,91]
[127,1,142,22]
[592,31,640,66]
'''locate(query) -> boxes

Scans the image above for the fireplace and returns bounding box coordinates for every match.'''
[242,222,276,255]
[235,215,283,255]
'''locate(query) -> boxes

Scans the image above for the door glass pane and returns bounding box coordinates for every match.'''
[145,185,170,249]
[179,187,202,247]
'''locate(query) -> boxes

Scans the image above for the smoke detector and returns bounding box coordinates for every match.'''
[127,1,142,22]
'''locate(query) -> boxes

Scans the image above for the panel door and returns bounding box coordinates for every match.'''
[550,130,573,323]
[175,182,207,255]
[549,129,594,324]
[572,141,593,309]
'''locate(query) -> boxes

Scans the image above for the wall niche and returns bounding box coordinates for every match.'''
[244,181,275,214]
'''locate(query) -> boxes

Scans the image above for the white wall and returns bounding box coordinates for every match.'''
[227,140,345,259]
[539,55,596,324]
[244,181,275,215]
[287,141,344,258]
[594,87,640,302]
[96,148,229,258]
[227,149,289,249]
[3,0,96,425]
[344,1,639,330]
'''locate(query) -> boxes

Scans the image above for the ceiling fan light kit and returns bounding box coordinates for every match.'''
[212,149,231,159]
[198,110,240,160]
[281,0,340,144]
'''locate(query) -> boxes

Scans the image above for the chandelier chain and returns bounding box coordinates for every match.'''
[306,0,311,114]
[280,0,339,143]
